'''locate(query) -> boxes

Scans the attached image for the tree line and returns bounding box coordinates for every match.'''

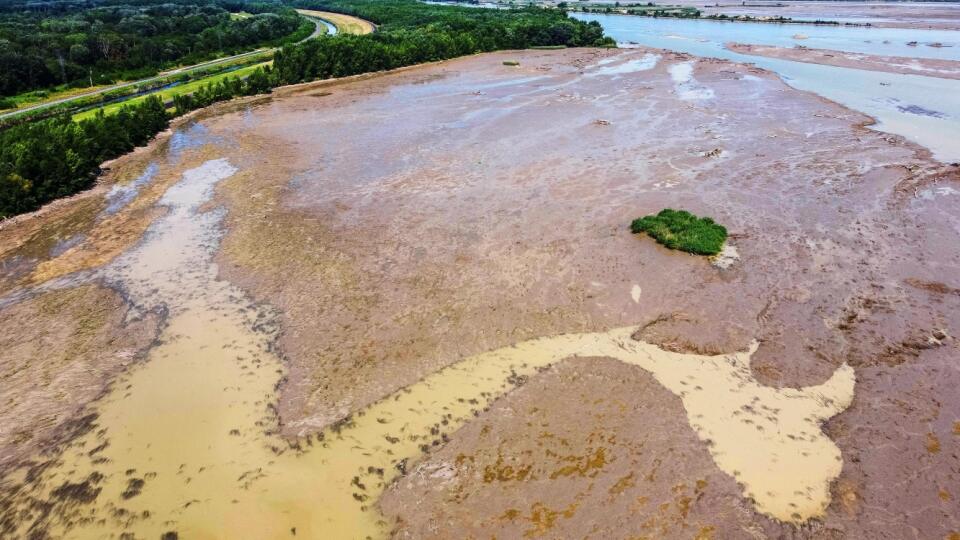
[273,0,612,84]
[0,0,613,218]
[0,96,168,216]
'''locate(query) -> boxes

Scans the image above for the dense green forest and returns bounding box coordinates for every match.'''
[0,96,169,215]
[274,0,611,83]
[0,0,613,218]
[0,0,303,97]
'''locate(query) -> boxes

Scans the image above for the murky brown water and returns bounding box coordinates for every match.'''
[1,157,851,536]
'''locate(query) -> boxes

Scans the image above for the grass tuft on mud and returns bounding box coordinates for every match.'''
[631,209,727,256]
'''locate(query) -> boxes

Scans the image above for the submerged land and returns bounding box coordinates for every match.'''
[0,42,959,539]
[728,42,960,80]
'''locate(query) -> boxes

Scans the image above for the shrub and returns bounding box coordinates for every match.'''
[630,208,727,255]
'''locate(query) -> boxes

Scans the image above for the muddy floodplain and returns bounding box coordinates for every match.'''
[0,48,959,538]
[728,42,960,81]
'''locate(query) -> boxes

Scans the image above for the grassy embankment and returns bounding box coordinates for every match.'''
[72,63,272,122]
[0,17,316,121]
[0,85,116,113]
[68,14,346,121]
[0,3,308,107]
[71,10,376,121]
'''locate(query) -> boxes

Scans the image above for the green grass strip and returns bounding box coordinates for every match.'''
[73,62,270,121]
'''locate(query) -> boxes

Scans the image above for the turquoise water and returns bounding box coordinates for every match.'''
[573,13,960,162]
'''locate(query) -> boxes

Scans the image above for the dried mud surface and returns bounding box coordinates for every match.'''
[729,42,960,80]
[0,47,958,537]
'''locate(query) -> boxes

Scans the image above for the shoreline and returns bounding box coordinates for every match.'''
[728,41,960,80]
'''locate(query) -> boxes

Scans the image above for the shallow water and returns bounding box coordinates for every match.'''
[103,163,159,215]
[587,52,660,77]
[574,13,960,161]
[589,15,960,60]
[1,153,856,536]
[669,61,716,100]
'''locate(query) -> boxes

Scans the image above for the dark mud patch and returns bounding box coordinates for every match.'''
[905,277,960,296]
[631,312,750,355]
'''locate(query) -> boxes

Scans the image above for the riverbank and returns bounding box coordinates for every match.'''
[728,41,960,80]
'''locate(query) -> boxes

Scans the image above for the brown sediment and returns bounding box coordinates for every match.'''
[727,42,960,80]
[0,284,161,471]
[210,48,958,536]
[0,320,853,537]
[382,358,780,539]
[0,47,958,538]
[213,48,924,432]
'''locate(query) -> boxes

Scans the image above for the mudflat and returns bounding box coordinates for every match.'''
[0,48,958,538]
[728,42,960,80]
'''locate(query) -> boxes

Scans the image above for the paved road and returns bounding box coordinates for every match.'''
[0,12,333,121]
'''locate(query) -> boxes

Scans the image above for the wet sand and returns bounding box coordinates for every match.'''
[729,42,960,80]
[0,48,959,538]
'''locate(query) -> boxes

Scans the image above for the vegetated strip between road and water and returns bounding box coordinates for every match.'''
[0,2,309,114]
[69,10,369,123]
[0,9,360,124]
[0,0,611,219]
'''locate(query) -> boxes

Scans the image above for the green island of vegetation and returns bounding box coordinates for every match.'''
[631,208,727,256]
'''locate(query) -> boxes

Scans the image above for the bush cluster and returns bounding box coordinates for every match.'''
[630,208,727,255]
